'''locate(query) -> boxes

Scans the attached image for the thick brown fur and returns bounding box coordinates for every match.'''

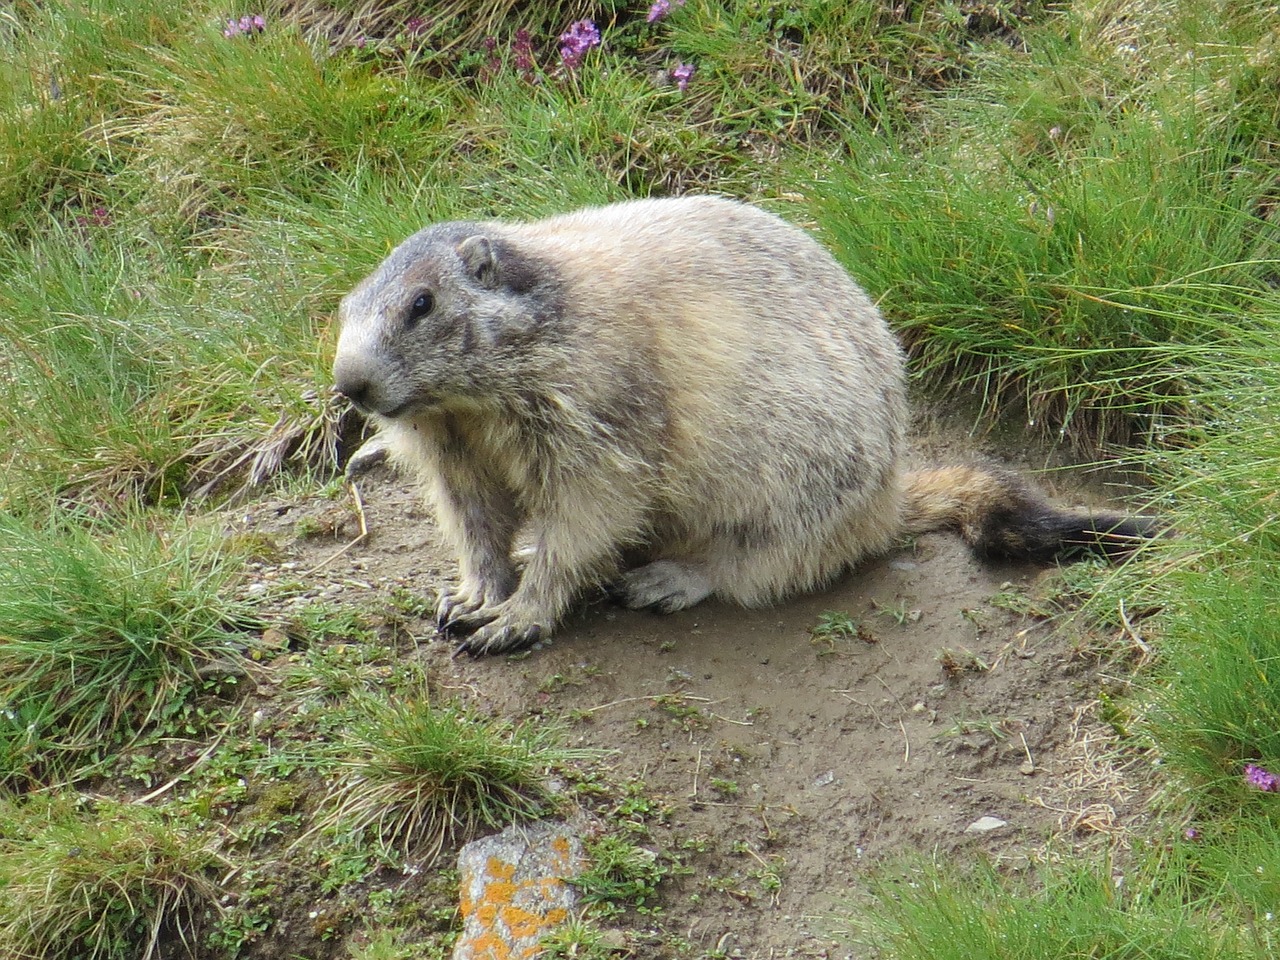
[332,196,1156,656]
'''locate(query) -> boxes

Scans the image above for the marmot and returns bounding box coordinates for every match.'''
[332,196,1155,656]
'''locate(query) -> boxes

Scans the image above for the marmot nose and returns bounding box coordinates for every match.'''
[332,377,370,410]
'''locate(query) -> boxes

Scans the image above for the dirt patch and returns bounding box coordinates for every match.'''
[226,418,1154,958]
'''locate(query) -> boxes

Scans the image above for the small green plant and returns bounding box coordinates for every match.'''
[874,599,920,626]
[317,695,596,860]
[938,647,991,678]
[0,795,226,960]
[575,835,671,918]
[283,636,395,702]
[611,778,671,831]
[988,587,1053,618]
[811,610,860,641]
[810,610,873,652]
[205,875,275,958]
[936,713,1014,745]
[654,694,707,732]
[709,778,740,798]
[748,857,784,904]
[388,586,434,619]
[539,914,620,960]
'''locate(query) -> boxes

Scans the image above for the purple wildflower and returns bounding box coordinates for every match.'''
[479,35,501,77]
[672,61,695,92]
[73,205,112,231]
[512,28,538,82]
[223,13,265,38]
[559,19,600,70]
[406,17,427,36]
[1245,763,1280,792]
[648,0,686,23]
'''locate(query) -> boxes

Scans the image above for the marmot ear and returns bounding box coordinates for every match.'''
[456,235,498,288]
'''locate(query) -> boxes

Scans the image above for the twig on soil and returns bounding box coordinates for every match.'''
[837,691,891,730]
[132,732,228,805]
[584,693,715,713]
[899,717,911,765]
[704,711,753,726]
[1117,598,1153,665]
[302,481,370,577]
[1020,731,1035,772]
[690,746,703,799]
[876,674,910,714]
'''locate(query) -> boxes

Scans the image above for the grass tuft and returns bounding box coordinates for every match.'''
[318,695,597,860]
[0,512,251,786]
[844,852,1268,959]
[0,794,227,960]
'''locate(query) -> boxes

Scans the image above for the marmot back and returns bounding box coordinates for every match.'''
[332,196,1157,657]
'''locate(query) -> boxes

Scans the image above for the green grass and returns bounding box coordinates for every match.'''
[1125,289,1280,795]
[844,849,1274,959]
[1150,563,1280,793]
[809,0,1280,446]
[0,222,337,509]
[0,512,251,786]
[3,0,1280,955]
[0,794,227,960]
[317,695,597,860]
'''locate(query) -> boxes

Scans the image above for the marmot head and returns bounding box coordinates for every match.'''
[332,222,562,419]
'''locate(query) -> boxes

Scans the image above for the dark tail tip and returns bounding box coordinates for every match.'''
[1058,513,1167,562]
[975,508,1166,564]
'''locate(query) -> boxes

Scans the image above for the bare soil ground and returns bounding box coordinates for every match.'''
[225,415,1155,959]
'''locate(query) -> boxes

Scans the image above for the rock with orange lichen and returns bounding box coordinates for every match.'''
[454,821,584,960]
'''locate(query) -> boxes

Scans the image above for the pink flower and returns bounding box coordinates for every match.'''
[1245,763,1279,792]
[73,205,112,231]
[513,28,537,81]
[559,20,601,70]
[223,13,265,38]
[672,61,695,92]
[648,0,686,23]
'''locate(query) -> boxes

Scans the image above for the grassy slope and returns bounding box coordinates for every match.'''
[1,0,1279,957]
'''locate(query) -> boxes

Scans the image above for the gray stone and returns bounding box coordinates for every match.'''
[453,820,584,960]
[964,815,1008,834]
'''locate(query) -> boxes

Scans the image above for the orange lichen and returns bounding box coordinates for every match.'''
[487,857,516,881]
[467,931,512,960]
[499,904,550,940]
[550,835,571,863]
[484,880,517,906]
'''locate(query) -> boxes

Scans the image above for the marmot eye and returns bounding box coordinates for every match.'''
[406,292,434,329]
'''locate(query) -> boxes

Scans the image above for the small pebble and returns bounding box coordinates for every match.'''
[964,815,1008,833]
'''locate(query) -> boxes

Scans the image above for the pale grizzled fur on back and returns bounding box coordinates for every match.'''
[332,196,1155,656]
